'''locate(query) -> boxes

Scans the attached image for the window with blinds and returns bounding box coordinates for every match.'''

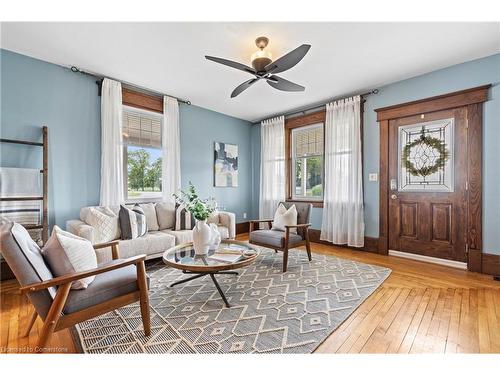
[123,109,162,148]
[122,107,163,202]
[292,123,324,158]
[291,123,324,200]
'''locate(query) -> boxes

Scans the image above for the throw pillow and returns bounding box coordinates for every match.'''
[85,207,120,243]
[175,203,195,231]
[139,203,159,231]
[156,202,176,230]
[41,225,97,289]
[272,203,298,233]
[119,205,147,240]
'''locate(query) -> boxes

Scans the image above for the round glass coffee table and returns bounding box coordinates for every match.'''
[162,240,259,307]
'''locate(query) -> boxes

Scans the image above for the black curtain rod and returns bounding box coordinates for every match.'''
[253,89,379,124]
[70,66,191,105]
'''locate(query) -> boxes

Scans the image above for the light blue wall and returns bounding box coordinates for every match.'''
[1,49,101,229]
[179,103,252,222]
[1,49,253,228]
[251,53,500,255]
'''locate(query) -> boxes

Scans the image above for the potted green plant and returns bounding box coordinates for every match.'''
[173,182,217,255]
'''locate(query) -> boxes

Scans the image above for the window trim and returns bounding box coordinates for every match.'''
[122,105,164,203]
[285,111,326,208]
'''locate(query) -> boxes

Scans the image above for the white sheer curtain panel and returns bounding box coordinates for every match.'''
[162,96,181,203]
[259,116,286,222]
[100,78,124,206]
[320,95,365,247]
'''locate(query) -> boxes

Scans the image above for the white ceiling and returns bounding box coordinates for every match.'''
[1,22,499,122]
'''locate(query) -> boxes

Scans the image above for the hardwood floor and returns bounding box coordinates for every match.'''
[1,235,499,354]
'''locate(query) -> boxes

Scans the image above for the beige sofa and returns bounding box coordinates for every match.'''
[66,203,235,263]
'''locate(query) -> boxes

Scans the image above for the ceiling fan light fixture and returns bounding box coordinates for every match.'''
[250,49,272,71]
[250,36,273,72]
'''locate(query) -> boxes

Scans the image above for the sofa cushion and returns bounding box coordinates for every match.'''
[80,205,120,222]
[63,265,150,314]
[139,203,159,231]
[156,202,175,230]
[279,201,312,238]
[207,211,220,225]
[42,225,98,289]
[117,231,175,259]
[249,229,303,248]
[217,225,229,240]
[272,203,297,233]
[175,204,195,231]
[85,207,120,243]
[119,205,147,240]
[162,229,193,244]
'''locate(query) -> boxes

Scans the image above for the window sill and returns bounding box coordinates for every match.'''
[125,197,163,205]
[286,199,324,208]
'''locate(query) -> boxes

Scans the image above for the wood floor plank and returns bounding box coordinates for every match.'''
[384,288,425,353]
[360,288,412,353]
[457,289,481,353]
[0,292,12,350]
[426,288,456,353]
[421,288,447,353]
[484,289,500,352]
[445,288,462,353]
[397,288,433,353]
[434,288,454,352]
[335,288,398,353]
[7,292,19,351]
[409,288,441,353]
[477,289,492,353]
[342,288,402,353]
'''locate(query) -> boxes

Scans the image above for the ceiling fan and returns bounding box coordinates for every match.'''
[205,37,311,98]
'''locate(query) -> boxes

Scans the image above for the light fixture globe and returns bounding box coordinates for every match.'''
[251,36,272,72]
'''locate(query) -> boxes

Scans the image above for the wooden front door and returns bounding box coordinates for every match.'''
[388,108,467,262]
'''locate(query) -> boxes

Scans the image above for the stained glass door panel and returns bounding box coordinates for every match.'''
[398,118,454,192]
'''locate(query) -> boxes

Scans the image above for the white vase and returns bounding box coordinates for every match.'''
[192,219,212,255]
[208,223,221,250]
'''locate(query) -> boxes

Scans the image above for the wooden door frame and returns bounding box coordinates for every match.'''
[375,85,490,272]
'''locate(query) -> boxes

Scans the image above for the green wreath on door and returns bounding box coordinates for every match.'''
[402,132,449,178]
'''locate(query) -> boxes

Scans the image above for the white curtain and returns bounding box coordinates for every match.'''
[259,116,285,221]
[162,96,181,203]
[100,78,124,206]
[320,95,365,247]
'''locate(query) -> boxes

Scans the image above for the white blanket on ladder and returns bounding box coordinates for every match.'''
[0,167,43,244]
[0,167,41,197]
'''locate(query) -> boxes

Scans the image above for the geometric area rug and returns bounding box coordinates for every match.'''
[75,248,391,354]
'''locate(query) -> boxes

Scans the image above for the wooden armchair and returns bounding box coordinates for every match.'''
[249,202,313,272]
[0,223,151,352]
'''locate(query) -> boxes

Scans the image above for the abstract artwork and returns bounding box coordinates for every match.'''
[214,142,238,187]
[398,118,454,192]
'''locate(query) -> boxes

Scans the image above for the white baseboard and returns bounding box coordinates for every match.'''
[388,250,467,270]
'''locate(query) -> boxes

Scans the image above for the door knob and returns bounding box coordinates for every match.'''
[391,194,398,200]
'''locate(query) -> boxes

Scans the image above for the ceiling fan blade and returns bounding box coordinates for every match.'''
[205,55,256,75]
[265,44,311,74]
[266,75,305,92]
[231,78,259,98]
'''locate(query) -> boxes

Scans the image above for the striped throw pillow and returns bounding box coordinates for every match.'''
[119,205,148,240]
[175,204,196,231]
